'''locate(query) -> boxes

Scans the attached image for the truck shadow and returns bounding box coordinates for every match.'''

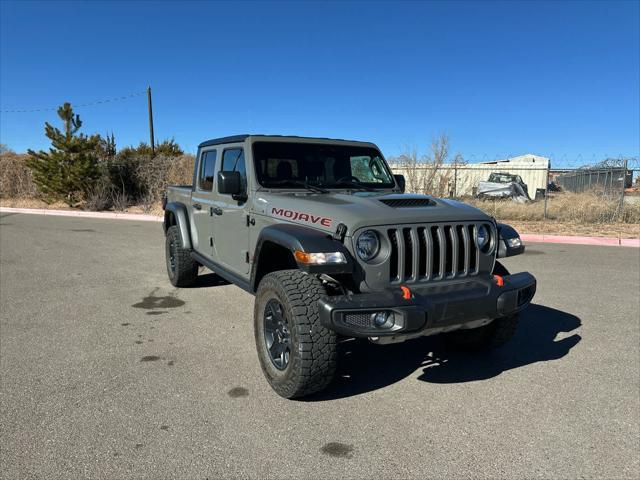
[305,304,581,401]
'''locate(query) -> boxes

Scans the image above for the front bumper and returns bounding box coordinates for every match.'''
[318,272,536,338]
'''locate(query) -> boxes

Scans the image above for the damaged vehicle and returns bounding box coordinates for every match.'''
[163,135,536,398]
[477,172,531,202]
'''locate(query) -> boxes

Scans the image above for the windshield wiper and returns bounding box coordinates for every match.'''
[265,179,329,193]
[332,180,376,191]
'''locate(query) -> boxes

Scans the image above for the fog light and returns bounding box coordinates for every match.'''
[371,312,395,329]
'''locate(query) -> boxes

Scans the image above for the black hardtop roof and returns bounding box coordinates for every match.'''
[198,134,373,148]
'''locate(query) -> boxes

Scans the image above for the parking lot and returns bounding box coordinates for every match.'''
[1,212,638,479]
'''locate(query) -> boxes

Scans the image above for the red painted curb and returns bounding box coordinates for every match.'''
[521,233,639,248]
[620,238,640,248]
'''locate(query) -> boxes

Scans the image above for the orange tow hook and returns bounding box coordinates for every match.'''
[493,275,504,287]
[400,285,412,300]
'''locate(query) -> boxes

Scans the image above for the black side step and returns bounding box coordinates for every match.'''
[191,251,253,294]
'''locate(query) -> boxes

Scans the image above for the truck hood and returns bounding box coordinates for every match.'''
[251,191,492,235]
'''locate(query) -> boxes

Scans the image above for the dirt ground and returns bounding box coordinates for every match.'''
[509,221,639,239]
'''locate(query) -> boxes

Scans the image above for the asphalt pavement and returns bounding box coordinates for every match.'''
[1,212,638,479]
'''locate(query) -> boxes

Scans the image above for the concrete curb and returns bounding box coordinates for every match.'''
[0,207,162,222]
[2,206,638,248]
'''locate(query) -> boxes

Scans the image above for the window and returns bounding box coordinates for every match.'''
[252,142,394,189]
[350,156,388,183]
[221,148,246,193]
[198,150,217,191]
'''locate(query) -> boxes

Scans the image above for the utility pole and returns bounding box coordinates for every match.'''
[147,86,155,155]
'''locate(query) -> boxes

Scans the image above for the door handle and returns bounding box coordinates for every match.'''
[192,203,202,210]
[212,207,223,216]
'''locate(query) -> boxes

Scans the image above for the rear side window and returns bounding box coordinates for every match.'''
[221,148,246,193]
[198,150,217,191]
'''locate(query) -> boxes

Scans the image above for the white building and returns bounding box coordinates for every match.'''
[391,154,550,197]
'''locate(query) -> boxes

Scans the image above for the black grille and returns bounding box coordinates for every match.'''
[380,198,436,208]
[388,223,484,283]
[344,313,372,328]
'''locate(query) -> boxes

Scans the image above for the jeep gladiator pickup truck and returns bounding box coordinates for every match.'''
[163,135,536,398]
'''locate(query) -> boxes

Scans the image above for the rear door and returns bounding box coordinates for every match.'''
[210,146,250,275]
[191,148,217,258]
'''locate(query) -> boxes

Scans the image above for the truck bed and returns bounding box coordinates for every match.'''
[166,185,192,205]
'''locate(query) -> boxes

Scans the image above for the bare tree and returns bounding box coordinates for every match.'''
[394,133,462,197]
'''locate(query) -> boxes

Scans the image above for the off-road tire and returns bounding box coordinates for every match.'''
[254,270,337,398]
[445,314,519,351]
[165,225,198,287]
[445,260,518,351]
[492,260,510,277]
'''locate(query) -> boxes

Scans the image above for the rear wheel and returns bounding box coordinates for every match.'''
[165,225,198,287]
[254,270,337,398]
[446,261,518,351]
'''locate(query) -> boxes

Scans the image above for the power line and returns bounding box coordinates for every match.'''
[1,90,146,113]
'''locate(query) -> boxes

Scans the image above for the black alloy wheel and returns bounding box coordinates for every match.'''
[263,299,291,370]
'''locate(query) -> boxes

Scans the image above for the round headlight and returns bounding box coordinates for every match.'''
[476,225,490,249]
[356,230,380,261]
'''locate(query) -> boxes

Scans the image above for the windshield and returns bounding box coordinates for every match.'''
[252,141,395,190]
[488,173,517,183]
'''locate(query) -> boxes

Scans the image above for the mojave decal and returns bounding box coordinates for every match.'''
[271,207,333,228]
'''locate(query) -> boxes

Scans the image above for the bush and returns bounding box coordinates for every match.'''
[2,134,193,212]
[111,190,129,212]
[117,139,183,161]
[134,154,194,211]
[84,177,113,211]
[0,150,37,198]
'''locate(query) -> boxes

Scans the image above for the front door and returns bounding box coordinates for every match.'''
[211,146,250,275]
[191,148,218,258]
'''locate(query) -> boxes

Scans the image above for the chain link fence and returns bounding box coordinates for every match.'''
[555,159,632,195]
[390,158,639,224]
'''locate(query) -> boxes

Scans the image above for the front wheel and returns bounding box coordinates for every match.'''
[445,261,518,351]
[254,270,337,398]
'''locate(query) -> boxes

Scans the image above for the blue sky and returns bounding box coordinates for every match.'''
[1,0,638,166]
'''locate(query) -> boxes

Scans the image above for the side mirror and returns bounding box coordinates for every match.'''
[217,171,242,195]
[394,174,406,193]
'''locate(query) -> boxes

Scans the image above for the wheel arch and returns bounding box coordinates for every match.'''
[164,202,192,250]
[250,223,354,292]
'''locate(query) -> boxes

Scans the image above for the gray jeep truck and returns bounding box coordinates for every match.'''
[163,135,536,398]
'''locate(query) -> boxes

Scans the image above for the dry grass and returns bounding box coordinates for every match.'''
[464,192,640,224]
[509,221,639,238]
[0,197,73,210]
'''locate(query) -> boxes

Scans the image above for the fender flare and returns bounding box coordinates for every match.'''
[163,202,192,250]
[497,222,525,258]
[250,223,354,291]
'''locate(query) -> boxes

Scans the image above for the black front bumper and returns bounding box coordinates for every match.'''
[318,272,536,338]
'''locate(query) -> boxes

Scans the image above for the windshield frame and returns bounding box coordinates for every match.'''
[251,141,397,191]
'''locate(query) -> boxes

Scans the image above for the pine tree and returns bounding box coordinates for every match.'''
[27,103,100,204]
[96,132,116,161]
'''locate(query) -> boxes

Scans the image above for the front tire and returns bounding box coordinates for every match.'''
[446,261,518,351]
[165,225,198,287]
[254,270,337,398]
